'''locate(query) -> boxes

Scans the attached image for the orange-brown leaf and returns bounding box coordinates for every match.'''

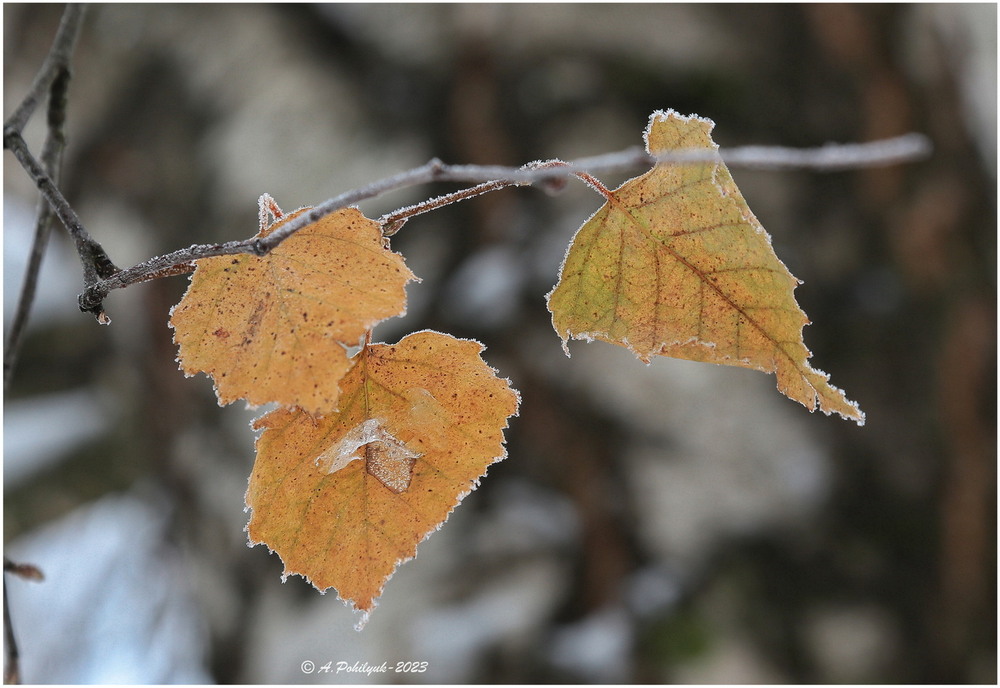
[169,206,416,414]
[547,109,864,424]
[245,330,519,625]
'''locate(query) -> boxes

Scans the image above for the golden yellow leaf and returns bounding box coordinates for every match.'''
[245,330,519,625]
[169,206,416,414]
[547,109,864,424]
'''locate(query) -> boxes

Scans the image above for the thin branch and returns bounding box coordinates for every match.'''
[1,7,85,682]
[77,240,263,313]
[3,558,45,685]
[708,133,934,170]
[4,69,73,391]
[2,560,43,583]
[378,179,520,236]
[4,4,116,320]
[3,578,18,685]
[5,131,118,296]
[76,132,931,314]
[252,133,933,248]
[3,4,86,136]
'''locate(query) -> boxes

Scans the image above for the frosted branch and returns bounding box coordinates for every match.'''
[77,132,930,315]
[3,5,118,321]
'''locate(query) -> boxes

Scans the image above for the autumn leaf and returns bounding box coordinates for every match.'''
[547,109,864,424]
[245,330,519,625]
[170,205,416,414]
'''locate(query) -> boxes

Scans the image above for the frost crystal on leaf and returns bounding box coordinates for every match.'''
[315,418,421,493]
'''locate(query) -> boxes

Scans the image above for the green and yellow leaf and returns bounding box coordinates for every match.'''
[547,109,864,424]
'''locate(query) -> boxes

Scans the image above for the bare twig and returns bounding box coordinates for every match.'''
[3,8,86,675]
[2,560,44,583]
[3,558,46,684]
[3,4,116,321]
[5,132,118,294]
[241,133,935,250]
[3,4,86,136]
[3,579,18,685]
[76,131,931,314]
[706,133,933,170]
[378,179,520,236]
[3,558,44,685]
[4,69,73,390]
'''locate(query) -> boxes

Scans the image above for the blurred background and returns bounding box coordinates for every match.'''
[3,3,995,684]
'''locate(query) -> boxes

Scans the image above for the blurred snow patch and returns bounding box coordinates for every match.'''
[244,502,562,683]
[4,491,211,683]
[4,197,82,328]
[626,441,827,566]
[3,389,112,490]
[474,478,580,557]
[535,341,831,566]
[548,606,633,683]
[410,559,563,682]
[442,246,525,329]
[804,604,900,682]
[625,565,684,619]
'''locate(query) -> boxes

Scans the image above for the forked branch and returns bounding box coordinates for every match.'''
[2,4,117,326]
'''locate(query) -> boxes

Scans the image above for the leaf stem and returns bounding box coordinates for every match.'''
[378,179,520,236]
[527,159,615,201]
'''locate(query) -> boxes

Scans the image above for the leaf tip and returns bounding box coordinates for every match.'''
[791,364,866,425]
[645,108,717,154]
[353,612,372,632]
[834,393,866,426]
[826,400,866,426]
